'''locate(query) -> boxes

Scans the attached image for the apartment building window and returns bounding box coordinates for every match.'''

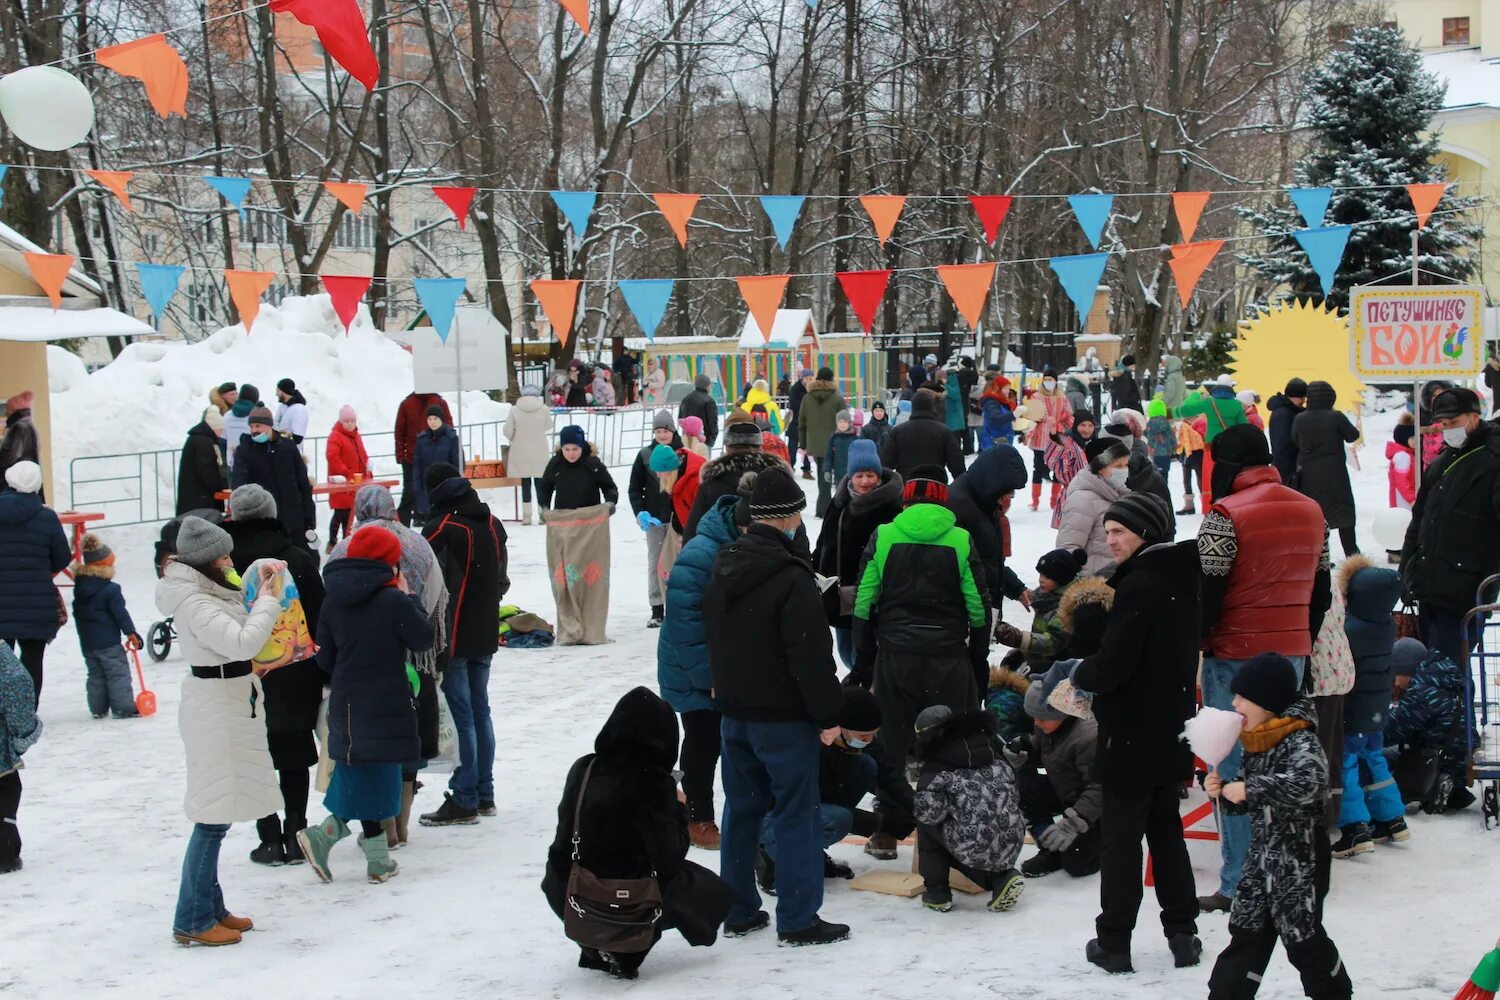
[412,218,437,250]
[245,210,289,245]
[1444,16,1470,45]
[265,281,290,307]
[1327,23,1354,43]
[185,281,217,325]
[333,213,374,250]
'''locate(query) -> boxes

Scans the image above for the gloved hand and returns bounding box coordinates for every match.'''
[305,530,318,544]
[1000,737,1029,770]
[994,622,1025,648]
[824,470,835,484]
[1037,808,1087,852]
[126,633,143,651]
[636,511,662,531]
[606,502,617,514]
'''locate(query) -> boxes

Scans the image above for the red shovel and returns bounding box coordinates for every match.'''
[129,645,157,717]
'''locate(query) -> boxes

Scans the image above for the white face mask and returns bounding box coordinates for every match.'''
[1443,426,1471,449]
[1042,379,1056,391]
[1106,467,1129,489]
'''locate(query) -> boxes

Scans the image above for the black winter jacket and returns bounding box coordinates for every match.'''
[1402,419,1500,613]
[317,557,434,766]
[1266,394,1304,486]
[230,434,316,540]
[629,433,682,521]
[879,391,965,483]
[1110,371,1142,412]
[861,416,892,450]
[677,390,720,446]
[1291,382,1359,529]
[1126,451,1173,513]
[703,524,842,727]
[812,470,903,628]
[423,477,509,660]
[177,422,227,515]
[682,450,785,542]
[946,445,1029,604]
[0,489,70,641]
[227,516,327,734]
[539,444,619,511]
[1035,715,1103,827]
[1339,557,1401,735]
[1071,540,1199,787]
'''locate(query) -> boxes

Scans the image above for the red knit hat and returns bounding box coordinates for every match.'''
[347,526,402,567]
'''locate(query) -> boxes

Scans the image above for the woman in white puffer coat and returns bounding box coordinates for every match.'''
[155,516,284,947]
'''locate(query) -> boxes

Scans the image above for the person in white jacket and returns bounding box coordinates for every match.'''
[503,384,553,525]
[155,516,285,947]
[1055,439,1133,578]
[274,378,310,445]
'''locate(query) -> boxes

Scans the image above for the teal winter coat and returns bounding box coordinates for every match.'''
[657,494,738,714]
[944,370,966,432]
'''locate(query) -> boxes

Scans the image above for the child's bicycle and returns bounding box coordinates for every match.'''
[146,618,175,662]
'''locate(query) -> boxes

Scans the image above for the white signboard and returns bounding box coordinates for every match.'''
[1348,285,1484,380]
[411,305,509,394]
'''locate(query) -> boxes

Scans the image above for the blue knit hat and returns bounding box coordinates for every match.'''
[649,444,679,473]
[846,439,881,477]
[560,425,586,448]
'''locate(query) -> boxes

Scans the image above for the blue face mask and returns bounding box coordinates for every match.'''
[251,432,270,443]
[782,528,797,541]
[846,736,871,750]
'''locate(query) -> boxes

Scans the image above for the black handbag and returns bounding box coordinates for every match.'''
[563,760,663,954]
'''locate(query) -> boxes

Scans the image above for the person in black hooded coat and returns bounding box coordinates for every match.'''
[177,417,228,515]
[231,429,316,550]
[813,456,903,666]
[1266,379,1307,486]
[1291,380,1360,556]
[543,687,731,980]
[880,388,965,484]
[946,444,1030,608]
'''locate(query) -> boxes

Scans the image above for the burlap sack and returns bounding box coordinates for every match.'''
[543,503,612,645]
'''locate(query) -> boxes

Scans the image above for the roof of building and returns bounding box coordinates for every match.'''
[0,297,154,342]
[737,308,819,350]
[1422,47,1500,116]
[0,220,104,299]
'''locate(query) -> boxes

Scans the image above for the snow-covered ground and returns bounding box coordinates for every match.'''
[7,385,1498,998]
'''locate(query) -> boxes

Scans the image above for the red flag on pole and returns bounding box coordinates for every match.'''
[836,270,891,334]
[967,195,1013,246]
[433,186,477,229]
[322,275,371,334]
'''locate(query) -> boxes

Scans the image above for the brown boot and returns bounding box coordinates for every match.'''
[688,820,721,850]
[219,913,254,932]
[1177,496,1195,515]
[1049,481,1062,509]
[395,779,416,847]
[1029,481,1042,510]
[382,818,399,850]
[173,924,242,947]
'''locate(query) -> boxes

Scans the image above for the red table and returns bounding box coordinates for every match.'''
[215,479,400,502]
[56,510,106,584]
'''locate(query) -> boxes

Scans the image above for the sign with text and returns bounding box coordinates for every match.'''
[1349,285,1484,379]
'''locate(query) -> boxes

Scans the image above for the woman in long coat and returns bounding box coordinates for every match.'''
[1291,380,1361,557]
[504,384,553,525]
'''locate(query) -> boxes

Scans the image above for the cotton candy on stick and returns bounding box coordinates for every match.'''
[1181,706,1245,768]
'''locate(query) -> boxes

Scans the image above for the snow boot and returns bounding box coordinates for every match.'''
[173,924,242,947]
[1198,891,1232,913]
[1022,849,1063,878]
[778,918,850,946]
[988,869,1025,912]
[647,605,664,629]
[382,818,400,850]
[1085,938,1133,974]
[723,910,770,937]
[1169,933,1203,968]
[249,815,285,866]
[1331,823,1374,858]
[755,846,777,895]
[1029,481,1043,511]
[219,914,253,932]
[824,853,853,880]
[419,792,479,826]
[297,815,351,882]
[359,833,399,883]
[1177,496,1195,516]
[395,779,416,845]
[921,887,954,912]
[282,817,307,865]
[863,831,898,860]
[1372,817,1410,844]
[479,798,497,817]
[689,820,721,850]
[522,502,534,525]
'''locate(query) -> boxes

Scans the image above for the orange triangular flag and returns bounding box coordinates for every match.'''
[1172,191,1210,243]
[531,279,582,347]
[859,195,906,247]
[23,252,74,309]
[653,193,700,248]
[96,35,189,118]
[737,275,790,341]
[224,269,275,333]
[86,170,134,213]
[559,0,590,33]
[936,262,996,329]
[1408,183,1445,228]
[324,182,367,214]
[1167,240,1224,309]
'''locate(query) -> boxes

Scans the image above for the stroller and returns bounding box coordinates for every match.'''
[145,509,223,662]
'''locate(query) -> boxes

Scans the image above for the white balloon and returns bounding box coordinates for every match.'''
[1373,507,1412,552]
[0,66,95,151]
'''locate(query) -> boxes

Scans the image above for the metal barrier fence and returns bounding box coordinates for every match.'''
[68,406,663,529]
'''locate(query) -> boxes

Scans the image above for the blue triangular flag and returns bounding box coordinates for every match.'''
[135,263,185,322]
[759,195,805,251]
[1293,225,1353,298]
[549,190,596,237]
[0,165,8,209]
[1288,187,1332,229]
[204,175,252,221]
[1048,252,1110,325]
[618,279,674,342]
[413,277,467,343]
[1067,194,1113,249]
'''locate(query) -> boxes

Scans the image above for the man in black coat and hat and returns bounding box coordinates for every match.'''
[677,374,720,448]
[1265,377,1307,485]
[177,408,229,515]
[879,388,965,484]
[230,405,317,551]
[946,444,1029,611]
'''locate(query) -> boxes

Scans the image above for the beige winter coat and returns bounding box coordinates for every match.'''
[155,561,283,824]
[504,395,553,478]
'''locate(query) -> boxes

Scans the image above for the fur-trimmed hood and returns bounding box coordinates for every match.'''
[988,666,1031,696]
[806,379,840,395]
[1338,553,1401,624]
[1058,575,1114,633]
[1333,553,1376,598]
[698,449,785,489]
[71,560,116,581]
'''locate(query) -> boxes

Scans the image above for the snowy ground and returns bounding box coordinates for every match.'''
[7,404,1499,999]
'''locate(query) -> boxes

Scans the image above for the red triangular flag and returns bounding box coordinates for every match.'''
[324,182,366,214]
[653,193,700,248]
[433,186,477,229]
[836,270,891,334]
[967,195,1013,246]
[96,35,189,118]
[532,279,582,346]
[224,269,275,333]
[322,275,371,334]
[23,252,74,309]
[936,262,996,329]
[269,0,379,90]
[1172,192,1210,243]
[859,195,905,247]
[86,170,134,212]
[737,275,790,341]
[1167,240,1224,309]
[1407,183,1445,229]
[559,0,591,33]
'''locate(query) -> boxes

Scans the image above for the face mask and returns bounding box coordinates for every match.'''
[1042,379,1056,391]
[223,567,243,588]
[846,736,871,750]
[782,528,798,541]
[1443,426,1471,448]
[251,432,270,443]
[1106,467,1129,488]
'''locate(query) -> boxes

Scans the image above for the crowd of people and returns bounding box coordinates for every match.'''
[0,352,1495,1000]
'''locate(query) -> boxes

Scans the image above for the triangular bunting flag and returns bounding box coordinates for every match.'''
[653,193,700,248]
[269,0,379,90]
[859,195,905,247]
[224,269,275,333]
[936,263,996,329]
[1172,191,1210,242]
[1407,183,1445,229]
[321,275,371,334]
[836,270,891,335]
[618,279,674,341]
[1293,225,1353,298]
[1167,240,1224,308]
[204,175,252,220]
[324,182,366,214]
[23,252,73,309]
[559,0,591,33]
[433,186,477,229]
[967,195,1013,246]
[86,170,134,212]
[759,195,804,250]
[1048,252,1110,325]
[1067,194,1113,249]
[1288,187,1332,229]
[549,190,596,237]
[737,275,790,341]
[135,262,185,322]
[96,35,189,118]
[413,277,467,343]
[531,278,582,346]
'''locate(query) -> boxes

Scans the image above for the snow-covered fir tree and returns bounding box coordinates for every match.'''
[1238,25,1482,311]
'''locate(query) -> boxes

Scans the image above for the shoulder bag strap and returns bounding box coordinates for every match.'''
[571,758,596,861]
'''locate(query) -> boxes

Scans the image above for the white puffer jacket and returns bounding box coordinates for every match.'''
[155,561,285,824]
[1055,470,1129,578]
[504,394,553,478]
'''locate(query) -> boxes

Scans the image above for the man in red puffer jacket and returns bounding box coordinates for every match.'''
[394,392,451,525]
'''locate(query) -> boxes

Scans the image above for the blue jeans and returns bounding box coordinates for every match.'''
[1201,654,1304,898]
[1337,732,1404,826]
[173,823,231,935]
[834,628,854,671]
[762,751,876,855]
[720,718,823,934]
[441,656,495,809]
